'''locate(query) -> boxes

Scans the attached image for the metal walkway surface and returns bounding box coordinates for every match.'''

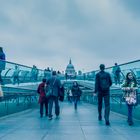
[0,102,140,140]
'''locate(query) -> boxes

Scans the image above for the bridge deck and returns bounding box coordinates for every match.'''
[0,102,140,140]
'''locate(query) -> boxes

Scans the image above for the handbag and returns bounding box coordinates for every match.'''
[59,95,64,101]
[123,90,137,105]
[59,86,65,102]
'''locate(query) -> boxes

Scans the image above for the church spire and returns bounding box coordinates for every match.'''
[69,58,72,64]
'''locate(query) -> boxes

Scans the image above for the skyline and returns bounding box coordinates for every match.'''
[0,0,140,72]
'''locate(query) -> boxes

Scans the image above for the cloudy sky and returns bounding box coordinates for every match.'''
[0,0,140,72]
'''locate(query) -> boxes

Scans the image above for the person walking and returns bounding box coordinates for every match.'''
[94,64,112,126]
[112,63,121,85]
[37,78,48,118]
[121,72,138,126]
[13,65,20,85]
[71,81,82,110]
[47,71,61,120]
[0,47,6,84]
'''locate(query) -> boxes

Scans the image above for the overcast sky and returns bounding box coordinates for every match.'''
[0,0,140,72]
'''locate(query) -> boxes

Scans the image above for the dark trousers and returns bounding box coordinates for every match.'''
[98,92,110,122]
[13,76,19,85]
[127,104,133,122]
[73,96,79,110]
[40,97,48,116]
[114,75,120,85]
[0,71,3,83]
[48,96,60,117]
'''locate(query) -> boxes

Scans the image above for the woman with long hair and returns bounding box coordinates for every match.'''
[122,72,138,125]
[71,81,82,110]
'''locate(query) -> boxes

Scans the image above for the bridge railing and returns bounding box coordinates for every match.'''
[0,85,38,117]
[0,60,52,85]
[77,80,140,105]
[78,59,140,85]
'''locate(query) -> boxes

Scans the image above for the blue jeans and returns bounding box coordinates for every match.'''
[48,96,60,117]
[127,104,133,122]
[40,97,48,116]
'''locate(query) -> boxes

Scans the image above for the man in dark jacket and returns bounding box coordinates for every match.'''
[37,78,48,118]
[0,47,6,84]
[94,64,112,125]
[47,71,61,120]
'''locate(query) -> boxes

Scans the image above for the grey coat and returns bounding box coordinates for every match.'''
[47,76,61,97]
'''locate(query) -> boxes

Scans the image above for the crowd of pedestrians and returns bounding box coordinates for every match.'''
[94,63,138,126]
[37,63,138,126]
[37,70,83,120]
[0,47,139,126]
[37,71,64,120]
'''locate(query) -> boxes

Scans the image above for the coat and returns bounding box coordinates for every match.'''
[95,71,112,93]
[47,76,61,97]
[71,85,82,97]
[0,52,6,71]
[37,82,46,103]
[122,81,138,105]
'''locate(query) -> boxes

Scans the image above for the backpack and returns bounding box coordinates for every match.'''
[99,72,110,91]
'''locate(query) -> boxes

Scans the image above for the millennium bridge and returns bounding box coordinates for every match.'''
[0,60,140,140]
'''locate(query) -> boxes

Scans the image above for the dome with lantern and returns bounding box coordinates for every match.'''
[65,59,76,79]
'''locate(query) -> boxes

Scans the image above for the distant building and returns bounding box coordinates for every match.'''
[78,70,82,75]
[65,59,76,79]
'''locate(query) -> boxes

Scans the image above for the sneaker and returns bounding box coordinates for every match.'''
[48,117,52,120]
[106,121,110,126]
[56,115,59,119]
[48,115,53,120]
[40,115,43,118]
[128,121,133,126]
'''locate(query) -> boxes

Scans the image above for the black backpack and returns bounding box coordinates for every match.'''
[99,72,110,91]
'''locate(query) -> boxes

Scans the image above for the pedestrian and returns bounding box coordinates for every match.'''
[37,78,48,118]
[44,67,52,79]
[71,81,82,110]
[94,64,112,126]
[31,65,38,81]
[13,65,20,85]
[0,47,6,84]
[68,89,73,103]
[121,72,138,125]
[112,63,121,85]
[47,71,61,120]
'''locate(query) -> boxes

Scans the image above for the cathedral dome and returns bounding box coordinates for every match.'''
[65,59,76,79]
[66,59,74,69]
